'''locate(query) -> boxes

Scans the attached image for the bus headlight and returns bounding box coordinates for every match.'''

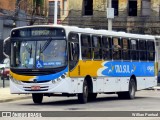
[52,79,57,84]
[61,75,66,79]
[57,78,61,82]
[52,77,61,84]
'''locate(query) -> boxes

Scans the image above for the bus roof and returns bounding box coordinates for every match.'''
[11,24,155,40]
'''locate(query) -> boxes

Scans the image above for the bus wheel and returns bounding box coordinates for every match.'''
[117,92,125,99]
[78,80,88,104]
[88,93,97,101]
[32,93,43,104]
[126,78,136,99]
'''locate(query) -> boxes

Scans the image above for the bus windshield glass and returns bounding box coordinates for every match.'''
[10,27,67,69]
[11,39,67,69]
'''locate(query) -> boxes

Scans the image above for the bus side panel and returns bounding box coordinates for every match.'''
[69,60,156,92]
[136,77,156,90]
[70,78,84,93]
[69,60,103,77]
[93,77,129,93]
[120,77,130,91]
[102,77,121,92]
[145,77,157,88]
[136,77,146,90]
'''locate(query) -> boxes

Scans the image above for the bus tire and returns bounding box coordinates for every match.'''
[117,92,125,99]
[126,78,136,99]
[78,80,88,104]
[88,93,97,101]
[32,93,43,104]
[118,78,136,99]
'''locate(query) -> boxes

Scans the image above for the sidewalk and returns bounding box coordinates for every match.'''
[0,87,31,103]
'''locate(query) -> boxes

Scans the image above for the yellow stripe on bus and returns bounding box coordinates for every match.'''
[69,60,103,77]
[10,71,35,81]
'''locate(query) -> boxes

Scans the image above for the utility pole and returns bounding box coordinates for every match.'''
[54,0,58,24]
[107,0,114,31]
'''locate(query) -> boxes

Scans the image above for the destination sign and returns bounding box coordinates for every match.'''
[11,27,65,37]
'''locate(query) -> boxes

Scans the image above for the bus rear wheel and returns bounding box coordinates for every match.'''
[78,80,88,104]
[88,93,97,101]
[118,78,136,99]
[126,78,136,99]
[32,93,43,104]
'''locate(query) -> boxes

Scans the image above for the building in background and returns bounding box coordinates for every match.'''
[0,0,49,61]
[60,0,160,36]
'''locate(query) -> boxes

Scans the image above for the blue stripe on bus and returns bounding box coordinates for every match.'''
[101,61,154,77]
[36,67,68,81]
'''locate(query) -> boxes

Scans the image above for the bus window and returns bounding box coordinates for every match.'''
[122,38,130,60]
[68,32,79,43]
[68,32,79,70]
[81,34,92,60]
[139,40,147,61]
[102,37,112,60]
[130,39,139,60]
[112,37,121,60]
[92,36,102,60]
[147,41,155,61]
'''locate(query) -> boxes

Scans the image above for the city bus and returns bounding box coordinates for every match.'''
[3,25,157,104]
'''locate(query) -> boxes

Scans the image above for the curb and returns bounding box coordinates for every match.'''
[0,96,32,103]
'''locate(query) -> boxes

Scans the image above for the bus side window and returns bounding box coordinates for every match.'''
[122,38,130,60]
[147,41,155,61]
[139,40,147,61]
[102,36,112,60]
[112,37,121,60]
[81,34,92,60]
[92,36,102,60]
[130,39,139,60]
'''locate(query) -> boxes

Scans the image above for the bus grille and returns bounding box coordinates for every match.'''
[22,80,50,83]
[23,86,49,91]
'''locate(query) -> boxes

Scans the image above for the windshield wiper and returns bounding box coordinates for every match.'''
[24,44,32,58]
[38,44,42,60]
[40,39,52,53]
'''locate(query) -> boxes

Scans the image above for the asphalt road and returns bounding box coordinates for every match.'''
[0,90,160,120]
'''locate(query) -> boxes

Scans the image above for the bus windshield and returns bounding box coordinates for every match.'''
[11,39,67,69]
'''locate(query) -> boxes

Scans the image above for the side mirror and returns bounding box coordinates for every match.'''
[3,37,10,58]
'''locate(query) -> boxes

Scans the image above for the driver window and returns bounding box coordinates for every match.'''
[68,32,79,71]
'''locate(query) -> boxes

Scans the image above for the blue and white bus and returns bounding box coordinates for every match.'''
[3,25,158,104]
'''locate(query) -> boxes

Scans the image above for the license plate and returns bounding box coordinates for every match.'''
[31,86,40,90]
